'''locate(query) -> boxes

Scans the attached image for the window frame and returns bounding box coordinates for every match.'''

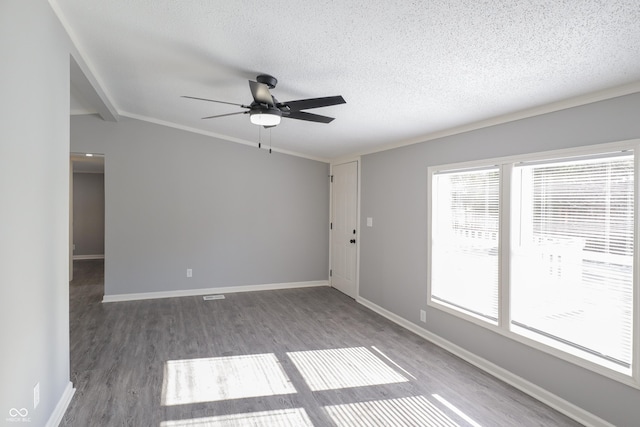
[429,165,502,324]
[426,139,640,389]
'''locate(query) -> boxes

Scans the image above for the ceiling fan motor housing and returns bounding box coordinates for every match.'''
[250,105,282,116]
[256,74,278,89]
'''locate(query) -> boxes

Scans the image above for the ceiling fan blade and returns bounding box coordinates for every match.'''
[285,111,335,124]
[182,95,248,108]
[279,95,345,112]
[248,80,274,105]
[201,111,248,119]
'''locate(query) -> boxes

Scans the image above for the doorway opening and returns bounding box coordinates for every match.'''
[70,153,105,289]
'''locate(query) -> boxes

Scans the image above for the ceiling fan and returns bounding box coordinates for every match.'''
[183,74,346,128]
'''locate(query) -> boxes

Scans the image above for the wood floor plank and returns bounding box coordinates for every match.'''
[61,260,582,426]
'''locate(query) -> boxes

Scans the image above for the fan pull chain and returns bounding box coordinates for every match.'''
[258,126,262,149]
[269,128,272,154]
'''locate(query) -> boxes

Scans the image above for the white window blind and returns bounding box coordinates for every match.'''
[511,153,634,368]
[431,168,500,322]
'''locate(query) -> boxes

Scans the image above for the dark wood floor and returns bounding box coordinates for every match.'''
[61,260,581,426]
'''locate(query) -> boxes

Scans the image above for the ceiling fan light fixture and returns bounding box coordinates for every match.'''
[250,109,282,126]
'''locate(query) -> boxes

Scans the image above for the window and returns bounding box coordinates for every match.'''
[431,168,500,322]
[511,154,634,369]
[428,142,638,382]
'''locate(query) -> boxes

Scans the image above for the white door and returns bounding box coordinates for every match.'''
[331,161,358,298]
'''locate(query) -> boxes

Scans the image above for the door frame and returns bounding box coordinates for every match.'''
[329,157,361,299]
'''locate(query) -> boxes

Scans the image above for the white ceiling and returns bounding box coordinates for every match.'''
[53,0,640,161]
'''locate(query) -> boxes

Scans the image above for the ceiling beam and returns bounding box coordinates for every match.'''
[70,51,119,122]
[49,0,119,121]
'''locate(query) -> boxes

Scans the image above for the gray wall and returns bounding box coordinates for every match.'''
[73,173,105,256]
[360,92,640,426]
[0,1,71,425]
[70,115,329,296]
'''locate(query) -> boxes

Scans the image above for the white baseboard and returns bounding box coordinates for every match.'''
[356,296,614,427]
[46,381,75,427]
[102,280,330,303]
[72,254,104,260]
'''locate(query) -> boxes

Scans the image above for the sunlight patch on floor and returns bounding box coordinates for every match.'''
[370,346,417,380]
[161,353,296,406]
[160,408,313,427]
[286,347,408,391]
[432,394,483,427]
[325,395,461,427]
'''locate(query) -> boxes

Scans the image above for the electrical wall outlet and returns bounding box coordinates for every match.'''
[186,269,192,278]
[420,310,427,323]
[34,382,40,409]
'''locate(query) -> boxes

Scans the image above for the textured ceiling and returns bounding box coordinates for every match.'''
[53,0,640,160]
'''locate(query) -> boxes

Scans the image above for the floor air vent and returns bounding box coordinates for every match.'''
[203,295,225,301]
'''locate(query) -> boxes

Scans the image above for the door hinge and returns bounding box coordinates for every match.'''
[330,222,333,230]
[330,175,334,183]
[329,269,332,277]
